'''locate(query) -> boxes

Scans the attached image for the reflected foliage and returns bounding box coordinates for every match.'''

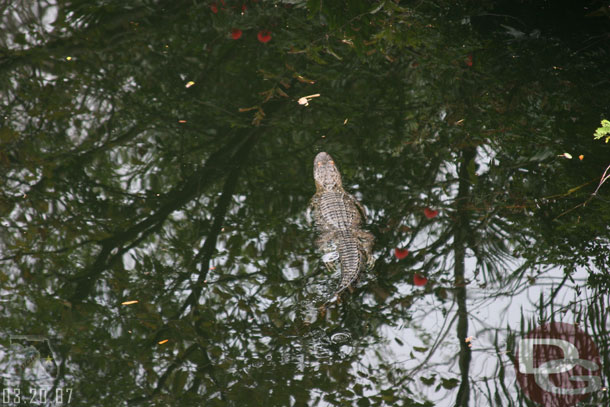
[1,0,609,406]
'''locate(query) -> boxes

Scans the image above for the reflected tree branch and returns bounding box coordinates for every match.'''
[176,130,259,318]
[454,146,476,407]
[67,130,255,303]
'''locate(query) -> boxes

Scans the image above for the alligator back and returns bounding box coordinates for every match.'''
[334,230,366,289]
[313,190,362,231]
[310,152,374,307]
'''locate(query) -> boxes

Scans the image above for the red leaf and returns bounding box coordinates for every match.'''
[242,4,247,12]
[424,207,439,219]
[466,54,473,67]
[210,3,218,13]
[257,30,272,43]
[231,29,242,40]
[413,273,427,286]
[394,248,409,260]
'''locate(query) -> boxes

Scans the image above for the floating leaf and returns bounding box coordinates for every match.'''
[413,273,427,286]
[423,207,438,219]
[394,248,409,260]
[297,93,320,106]
[275,87,289,98]
[231,29,242,40]
[295,74,316,84]
[257,30,272,43]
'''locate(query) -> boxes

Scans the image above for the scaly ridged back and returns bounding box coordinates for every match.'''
[314,191,362,231]
[311,152,374,306]
[335,230,365,288]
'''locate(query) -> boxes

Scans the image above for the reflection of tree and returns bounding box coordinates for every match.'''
[1,0,610,406]
[453,147,475,407]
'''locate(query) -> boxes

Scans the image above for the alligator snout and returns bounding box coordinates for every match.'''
[314,152,333,166]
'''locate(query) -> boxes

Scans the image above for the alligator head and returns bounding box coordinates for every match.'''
[314,152,343,191]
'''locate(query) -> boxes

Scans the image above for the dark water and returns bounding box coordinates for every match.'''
[1,0,609,406]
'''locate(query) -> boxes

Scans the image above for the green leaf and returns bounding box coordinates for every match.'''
[440,377,459,389]
[172,370,188,394]
[593,119,610,142]
[420,375,436,386]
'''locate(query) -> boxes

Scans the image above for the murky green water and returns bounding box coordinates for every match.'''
[1,1,609,406]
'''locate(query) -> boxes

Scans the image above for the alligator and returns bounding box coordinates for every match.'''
[311,152,374,308]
